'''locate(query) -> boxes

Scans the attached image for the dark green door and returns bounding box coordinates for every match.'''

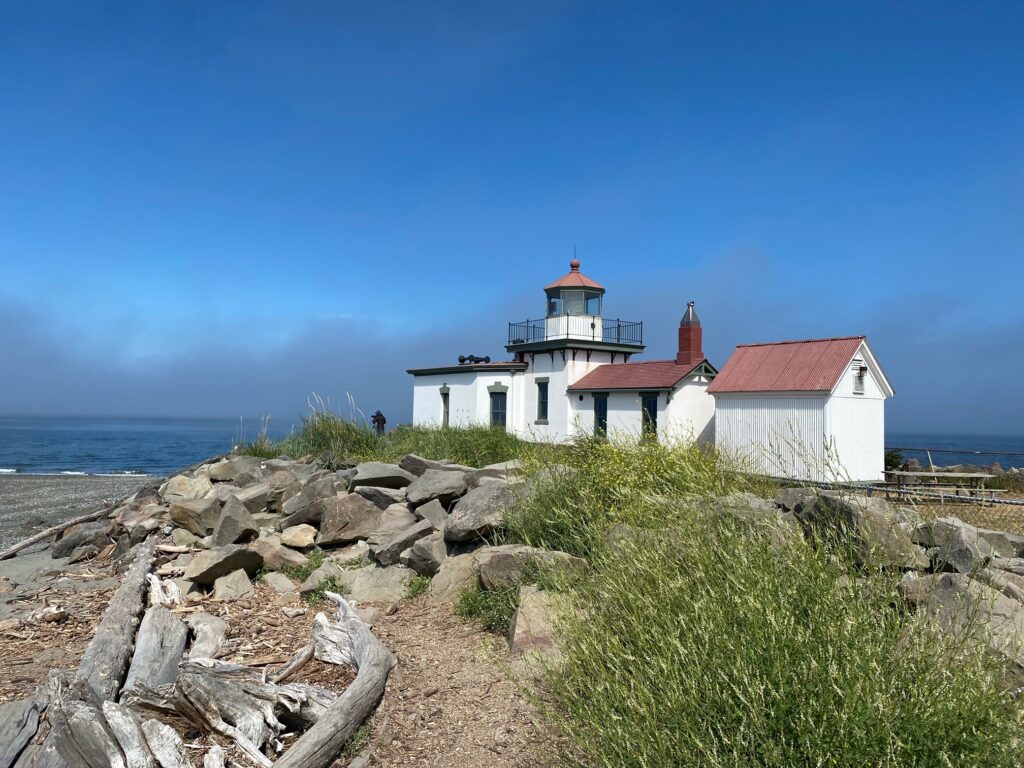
[490,392,507,429]
[594,394,608,436]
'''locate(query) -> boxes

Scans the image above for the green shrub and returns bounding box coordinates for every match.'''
[542,512,1024,767]
[405,575,431,599]
[455,585,520,635]
[279,549,325,583]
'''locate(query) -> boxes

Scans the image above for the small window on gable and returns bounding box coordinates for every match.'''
[852,359,866,395]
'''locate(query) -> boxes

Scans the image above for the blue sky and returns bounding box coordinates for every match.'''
[0,1,1021,434]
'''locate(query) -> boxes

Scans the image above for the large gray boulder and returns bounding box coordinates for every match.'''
[161,474,213,502]
[426,552,480,604]
[169,498,222,536]
[280,524,317,549]
[208,456,266,485]
[53,521,110,559]
[797,491,928,569]
[398,453,474,477]
[774,487,820,515]
[317,494,383,547]
[914,517,995,573]
[279,475,346,527]
[184,545,263,585]
[211,496,259,547]
[468,460,524,489]
[251,533,308,571]
[401,532,448,577]
[350,462,416,490]
[212,569,254,602]
[327,540,372,568]
[416,499,448,531]
[508,585,566,667]
[234,482,273,515]
[406,469,468,507]
[369,519,434,567]
[476,544,588,590]
[445,483,516,542]
[354,485,407,509]
[336,565,415,603]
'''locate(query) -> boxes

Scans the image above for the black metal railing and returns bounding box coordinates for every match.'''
[507,317,643,346]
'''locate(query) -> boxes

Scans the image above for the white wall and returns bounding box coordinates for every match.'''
[824,348,887,481]
[412,371,516,428]
[665,379,715,445]
[715,395,830,482]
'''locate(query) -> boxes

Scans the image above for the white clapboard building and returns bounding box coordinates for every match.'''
[709,336,894,482]
[408,260,718,443]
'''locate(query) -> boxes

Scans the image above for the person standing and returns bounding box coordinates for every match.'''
[371,410,386,435]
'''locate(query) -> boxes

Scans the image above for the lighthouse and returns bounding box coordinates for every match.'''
[408,259,717,443]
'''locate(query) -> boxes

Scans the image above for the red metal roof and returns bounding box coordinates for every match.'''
[568,359,706,391]
[707,336,865,394]
[545,259,605,291]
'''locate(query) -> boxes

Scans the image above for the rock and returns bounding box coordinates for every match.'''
[208,456,266,485]
[406,469,468,507]
[327,541,373,568]
[234,482,273,515]
[477,544,588,591]
[300,562,345,594]
[509,585,566,666]
[354,485,408,509]
[337,565,415,603]
[468,460,524,489]
[376,504,417,532]
[415,498,448,531]
[263,571,298,595]
[52,521,109,559]
[318,494,384,547]
[161,474,213,501]
[205,483,242,502]
[211,496,259,547]
[183,545,264,585]
[993,557,1024,575]
[401,532,448,577]
[280,476,347,527]
[973,568,1024,604]
[280,524,317,549]
[914,517,995,573]
[171,528,201,548]
[250,534,309,571]
[797,491,928,569]
[915,572,1024,677]
[444,483,516,542]
[356,606,383,626]
[67,544,99,564]
[426,552,479,604]
[369,519,435,567]
[169,498,221,536]
[398,454,474,477]
[281,606,306,619]
[350,462,416,490]
[715,492,780,521]
[774,487,819,514]
[128,519,162,546]
[975,527,1024,559]
[213,569,254,601]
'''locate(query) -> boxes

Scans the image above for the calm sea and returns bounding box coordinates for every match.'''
[0,416,293,476]
[0,417,1020,476]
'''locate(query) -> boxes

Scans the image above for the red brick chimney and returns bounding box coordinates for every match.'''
[676,301,703,367]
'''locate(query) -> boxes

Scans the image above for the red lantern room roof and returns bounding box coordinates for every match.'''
[544,259,605,292]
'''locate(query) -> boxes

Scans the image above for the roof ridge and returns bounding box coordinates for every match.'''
[735,335,865,349]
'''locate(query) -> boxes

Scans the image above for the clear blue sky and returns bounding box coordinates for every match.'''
[1,1,1021,434]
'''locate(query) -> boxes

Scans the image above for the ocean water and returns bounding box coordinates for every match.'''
[885,433,1024,470]
[0,416,292,476]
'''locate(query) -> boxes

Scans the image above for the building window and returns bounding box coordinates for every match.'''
[593,393,608,437]
[852,360,866,395]
[585,293,601,315]
[546,295,563,317]
[641,393,658,437]
[441,391,450,428]
[536,380,549,422]
[490,391,507,429]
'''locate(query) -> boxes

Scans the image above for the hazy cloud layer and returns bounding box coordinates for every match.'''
[2,265,1021,436]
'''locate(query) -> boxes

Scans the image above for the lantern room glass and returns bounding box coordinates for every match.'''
[546,290,602,317]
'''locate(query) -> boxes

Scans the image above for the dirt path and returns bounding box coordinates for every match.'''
[364,597,552,767]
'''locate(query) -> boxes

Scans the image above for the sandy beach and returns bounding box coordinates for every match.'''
[0,474,154,551]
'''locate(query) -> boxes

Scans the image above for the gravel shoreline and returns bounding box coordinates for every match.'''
[0,474,155,551]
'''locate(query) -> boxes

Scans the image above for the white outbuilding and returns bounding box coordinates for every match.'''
[709,336,894,482]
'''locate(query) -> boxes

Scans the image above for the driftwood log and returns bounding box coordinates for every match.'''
[121,606,189,695]
[0,509,108,561]
[0,693,46,768]
[273,592,396,768]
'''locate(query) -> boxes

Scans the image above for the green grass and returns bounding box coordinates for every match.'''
[241,408,537,469]
[455,584,520,635]
[339,721,372,759]
[500,439,1024,767]
[405,574,431,599]
[278,549,325,582]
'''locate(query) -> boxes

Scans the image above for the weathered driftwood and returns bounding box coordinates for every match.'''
[101,701,156,768]
[146,574,182,607]
[201,746,226,768]
[139,720,191,768]
[269,643,313,684]
[79,537,158,701]
[0,692,46,768]
[184,612,228,660]
[273,592,396,768]
[122,605,189,695]
[47,672,123,768]
[0,509,107,561]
